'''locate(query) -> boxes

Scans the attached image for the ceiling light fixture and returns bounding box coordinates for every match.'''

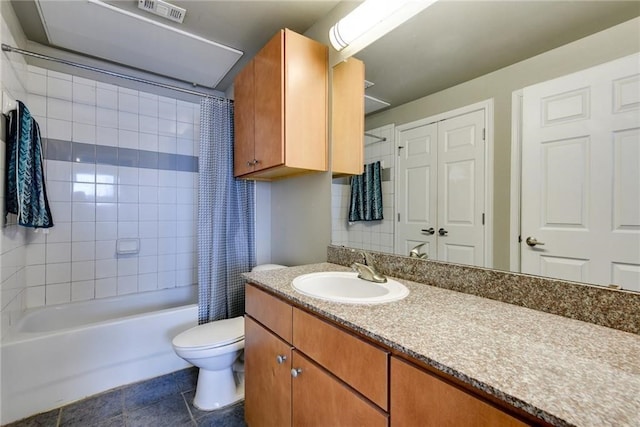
[329,0,439,57]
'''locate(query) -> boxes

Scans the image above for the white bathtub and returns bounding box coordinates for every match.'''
[0,286,198,425]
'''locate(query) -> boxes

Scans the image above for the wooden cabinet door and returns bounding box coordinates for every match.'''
[245,317,292,427]
[234,59,256,177]
[291,351,388,427]
[253,29,285,172]
[331,57,364,176]
[391,357,528,427]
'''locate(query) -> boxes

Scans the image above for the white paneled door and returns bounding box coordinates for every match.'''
[395,108,486,266]
[521,53,640,291]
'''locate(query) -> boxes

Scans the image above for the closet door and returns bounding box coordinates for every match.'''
[395,122,438,258]
[437,109,486,267]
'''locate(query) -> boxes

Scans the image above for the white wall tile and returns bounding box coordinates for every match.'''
[117,275,138,295]
[47,118,72,140]
[29,72,47,96]
[25,244,46,265]
[73,163,96,183]
[96,185,117,203]
[118,92,138,113]
[46,282,71,305]
[96,203,117,222]
[118,185,138,203]
[72,182,96,202]
[117,221,138,238]
[26,93,47,116]
[26,265,46,286]
[138,273,158,292]
[72,122,96,143]
[95,240,116,260]
[118,129,138,149]
[95,277,117,298]
[97,126,118,147]
[158,100,176,120]
[25,285,46,308]
[96,87,117,109]
[117,203,138,221]
[72,260,95,281]
[139,94,158,117]
[118,167,138,185]
[71,280,95,301]
[46,243,71,263]
[73,103,96,125]
[95,222,117,241]
[72,222,96,242]
[119,111,139,131]
[96,259,117,278]
[47,77,72,100]
[97,107,118,128]
[49,202,72,223]
[72,203,96,222]
[73,82,96,105]
[72,242,95,262]
[46,160,72,182]
[46,222,72,243]
[46,262,71,284]
[139,132,158,152]
[96,165,118,184]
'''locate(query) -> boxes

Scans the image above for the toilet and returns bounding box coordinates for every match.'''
[172,263,286,411]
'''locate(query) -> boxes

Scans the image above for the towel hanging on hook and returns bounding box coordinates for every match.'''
[5,101,54,229]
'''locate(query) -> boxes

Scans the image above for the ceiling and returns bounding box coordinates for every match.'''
[9,0,640,109]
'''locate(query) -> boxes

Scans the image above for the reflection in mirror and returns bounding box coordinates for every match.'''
[330,2,640,292]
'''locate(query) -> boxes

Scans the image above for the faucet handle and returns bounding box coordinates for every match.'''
[362,251,374,266]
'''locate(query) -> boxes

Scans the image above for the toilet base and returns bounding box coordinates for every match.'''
[193,367,245,411]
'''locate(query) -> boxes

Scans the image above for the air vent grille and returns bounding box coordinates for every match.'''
[138,0,186,23]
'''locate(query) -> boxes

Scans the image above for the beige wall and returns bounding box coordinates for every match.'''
[365,17,640,270]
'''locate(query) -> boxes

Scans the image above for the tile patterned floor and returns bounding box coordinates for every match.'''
[5,368,247,427]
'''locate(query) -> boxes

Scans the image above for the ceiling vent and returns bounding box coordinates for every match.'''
[138,0,186,24]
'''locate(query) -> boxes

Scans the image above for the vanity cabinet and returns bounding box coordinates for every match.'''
[233,29,328,180]
[244,284,388,427]
[331,57,365,177]
[390,357,529,427]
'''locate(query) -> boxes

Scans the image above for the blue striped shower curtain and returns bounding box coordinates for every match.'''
[198,98,255,324]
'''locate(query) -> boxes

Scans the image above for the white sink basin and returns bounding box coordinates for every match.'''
[292,271,409,304]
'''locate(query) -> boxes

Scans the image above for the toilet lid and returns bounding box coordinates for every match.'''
[173,316,244,350]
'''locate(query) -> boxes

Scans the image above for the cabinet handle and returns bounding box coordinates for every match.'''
[253,159,260,165]
[276,355,287,364]
[291,368,302,378]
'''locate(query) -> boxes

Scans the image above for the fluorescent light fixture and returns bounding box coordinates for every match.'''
[329,0,439,57]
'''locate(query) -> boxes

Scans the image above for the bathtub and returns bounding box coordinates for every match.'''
[0,285,198,425]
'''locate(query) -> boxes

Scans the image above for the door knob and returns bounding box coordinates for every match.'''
[438,228,448,236]
[525,237,545,247]
[291,368,302,378]
[421,227,435,235]
[276,355,287,364]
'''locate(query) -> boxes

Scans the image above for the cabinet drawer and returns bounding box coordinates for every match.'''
[391,357,529,427]
[292,351,388,427]
[293,308,388,410]
[245,284,292,342]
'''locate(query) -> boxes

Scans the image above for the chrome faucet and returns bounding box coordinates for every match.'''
[409,243,428,259]
[351,251,387,283]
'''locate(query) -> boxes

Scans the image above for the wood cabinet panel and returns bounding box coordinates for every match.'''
[291,351,388,427]
[284,29,328,172]
[331,57,364,176]
[293,308,388,410]
[245,316,292,427]
[254,30,284,171]
[390,357,529,427]
[245,284,292,342]
[234,60,256,176]
[233,28,327,180]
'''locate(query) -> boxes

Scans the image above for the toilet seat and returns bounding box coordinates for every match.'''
[172,316,244,351]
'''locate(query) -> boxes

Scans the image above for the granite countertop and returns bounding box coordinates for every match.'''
[243,262,640,427]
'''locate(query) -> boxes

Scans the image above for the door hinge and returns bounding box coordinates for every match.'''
[397,213,400,222]
[482,213,485,225]
[518,235,522,243]
[482,128,486,141]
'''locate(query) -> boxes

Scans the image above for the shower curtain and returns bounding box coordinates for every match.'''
[198,97,255,324]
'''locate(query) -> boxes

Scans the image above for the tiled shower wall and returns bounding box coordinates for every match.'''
[1,6,30,336]
[331,124,395,253]
[20,66,201,308]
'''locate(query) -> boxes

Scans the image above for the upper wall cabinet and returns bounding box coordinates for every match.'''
[331,57,365,177]
[234,29,328,180]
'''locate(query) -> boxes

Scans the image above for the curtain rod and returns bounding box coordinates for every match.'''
[364,132,387,143]
[1,43,222,99]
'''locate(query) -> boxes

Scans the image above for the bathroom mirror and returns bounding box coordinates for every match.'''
[330,1,640,291]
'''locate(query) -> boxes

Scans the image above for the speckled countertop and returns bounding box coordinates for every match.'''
[243,262,640,427]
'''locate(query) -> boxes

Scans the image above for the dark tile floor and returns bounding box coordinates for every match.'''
[5,368,247,427]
